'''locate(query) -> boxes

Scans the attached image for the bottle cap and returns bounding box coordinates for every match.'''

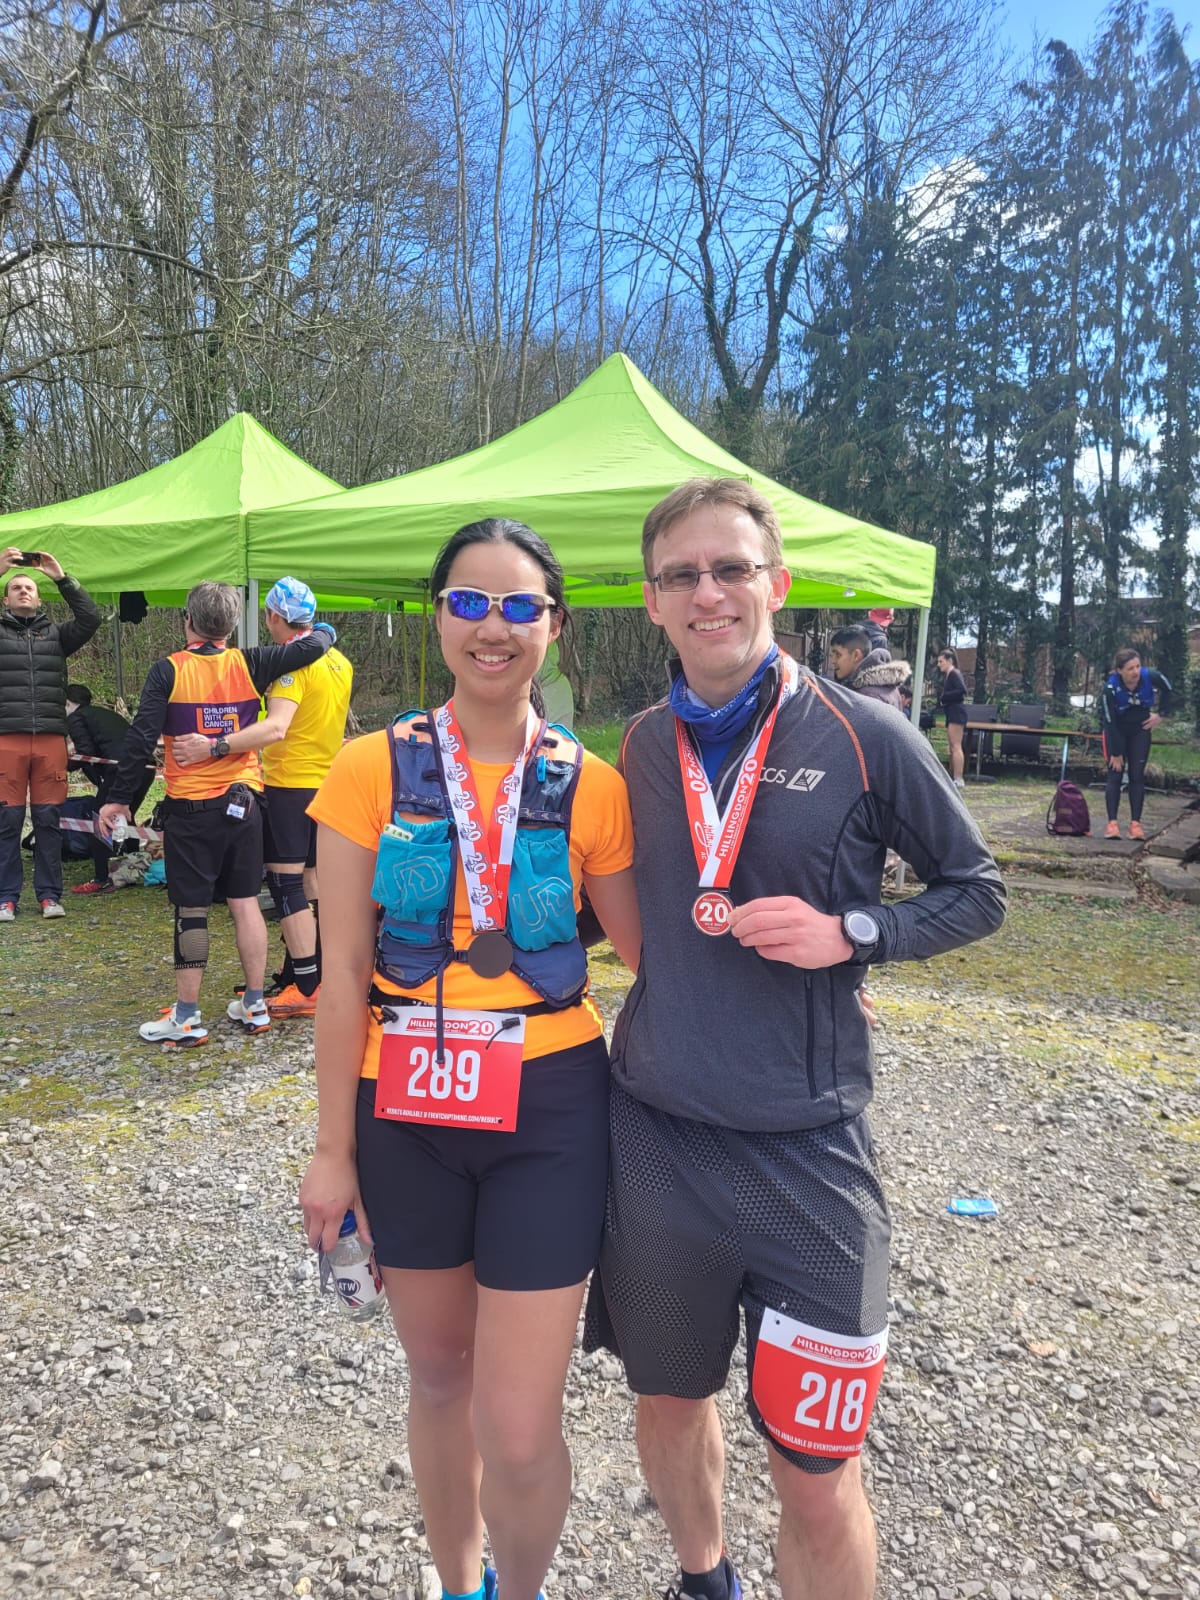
[339,1210,356,1238]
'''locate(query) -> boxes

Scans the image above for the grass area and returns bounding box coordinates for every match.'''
[575,719,624,765]
[924,717,1200,780]
[4,763,1197,1129]
[0,867,270,1122]
[577,714,1197,782]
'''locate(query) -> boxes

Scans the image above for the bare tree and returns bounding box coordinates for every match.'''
[618,0,1005,463]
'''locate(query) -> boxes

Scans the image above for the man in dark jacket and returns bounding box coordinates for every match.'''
[65,684,154,893]
[828,625,913,710]
[0,549,101,920]
[585,479,1004,1600]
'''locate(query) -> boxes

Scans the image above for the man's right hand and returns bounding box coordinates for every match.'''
[1108,754,1124,772]
[97,802,132,842]
[0,546,20,575]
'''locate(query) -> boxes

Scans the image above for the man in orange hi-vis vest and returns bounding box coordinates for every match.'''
[99,581,334,1047]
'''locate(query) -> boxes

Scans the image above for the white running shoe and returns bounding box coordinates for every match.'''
[139,1005,208,1046]
[227,997,271,1033]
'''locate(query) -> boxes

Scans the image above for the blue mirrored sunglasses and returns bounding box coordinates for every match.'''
[438,587,555,624]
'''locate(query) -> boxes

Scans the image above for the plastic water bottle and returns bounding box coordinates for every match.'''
[111,814,128,847]
[322,1211,386,1322]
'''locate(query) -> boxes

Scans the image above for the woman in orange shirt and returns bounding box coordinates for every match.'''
[300,519,641,1600]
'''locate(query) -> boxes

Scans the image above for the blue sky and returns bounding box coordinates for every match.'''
[999,0,1199,61]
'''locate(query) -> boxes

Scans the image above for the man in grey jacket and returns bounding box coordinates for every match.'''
[0,549,101,919]
[586,479,1004,1600]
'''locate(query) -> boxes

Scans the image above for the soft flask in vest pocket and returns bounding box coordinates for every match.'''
[507,829,576,951]
[373,820,455,983]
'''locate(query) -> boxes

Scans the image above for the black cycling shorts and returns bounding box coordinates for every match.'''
[262,785,318,867]
[944,702,969,727]
[163,796,264,907]
[355,1036,611,1291]
[585,1083,890,1472]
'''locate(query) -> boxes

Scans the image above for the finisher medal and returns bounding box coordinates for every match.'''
[692,890,734,936]
[676,655,800,930]
[467,929,516,977]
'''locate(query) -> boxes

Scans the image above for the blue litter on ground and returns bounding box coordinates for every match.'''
[947,1196,999,1218]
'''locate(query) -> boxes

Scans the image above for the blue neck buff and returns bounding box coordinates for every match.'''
[670,646,779,779]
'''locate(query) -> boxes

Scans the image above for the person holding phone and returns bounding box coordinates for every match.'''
[0,548,101,921]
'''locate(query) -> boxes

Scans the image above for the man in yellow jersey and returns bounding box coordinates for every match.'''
[175,577,352,1017]
[99,582,333,1046]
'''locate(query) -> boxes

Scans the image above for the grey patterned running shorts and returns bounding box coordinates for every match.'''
[584,1083,891,1472]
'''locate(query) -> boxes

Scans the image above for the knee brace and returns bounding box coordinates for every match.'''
[174,906,210,970]
[266,870,308,921]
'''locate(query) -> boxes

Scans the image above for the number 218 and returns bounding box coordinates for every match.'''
[793,1373,867,1434]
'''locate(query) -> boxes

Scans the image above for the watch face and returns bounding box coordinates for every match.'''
[846,911,879,945]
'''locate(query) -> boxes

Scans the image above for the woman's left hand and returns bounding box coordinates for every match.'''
[1146,713,1162,730]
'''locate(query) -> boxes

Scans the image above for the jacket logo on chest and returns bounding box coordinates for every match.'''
[760,767,826,792]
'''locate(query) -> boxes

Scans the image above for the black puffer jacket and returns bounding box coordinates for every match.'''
[0,577,102,737]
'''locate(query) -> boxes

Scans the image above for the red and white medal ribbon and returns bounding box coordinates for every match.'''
[676,654,800,889]
[433,702,540,934]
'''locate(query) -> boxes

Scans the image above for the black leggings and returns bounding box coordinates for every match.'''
[1106,724,1152,822]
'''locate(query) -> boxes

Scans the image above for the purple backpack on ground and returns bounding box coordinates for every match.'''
[1047,781,1090,836]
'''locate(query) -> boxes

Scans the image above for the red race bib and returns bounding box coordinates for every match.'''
[375,1008,525,1132]
[751,1310,888,1459]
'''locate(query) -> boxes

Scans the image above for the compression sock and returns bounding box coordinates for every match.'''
[175,1000,200,1024]
[294,956,320,997]
[680,1557,735,1600]
[242,988,264,1010]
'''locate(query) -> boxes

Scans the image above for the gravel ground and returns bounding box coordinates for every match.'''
[1,970,1197,1600]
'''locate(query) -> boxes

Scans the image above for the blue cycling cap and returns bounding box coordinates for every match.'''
[265,577,316,625]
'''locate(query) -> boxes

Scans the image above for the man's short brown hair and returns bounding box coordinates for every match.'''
[642,477,784,577]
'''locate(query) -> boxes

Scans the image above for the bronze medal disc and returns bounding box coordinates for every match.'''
[467,930,515,978]
[692,890,734,936]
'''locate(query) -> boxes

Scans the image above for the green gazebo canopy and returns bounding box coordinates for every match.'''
[0,414,341,603]
[247,354,935,610]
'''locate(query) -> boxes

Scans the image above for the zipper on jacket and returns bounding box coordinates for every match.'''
[804,973,817,1098]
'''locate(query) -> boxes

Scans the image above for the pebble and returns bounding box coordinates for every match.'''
[1,987,1196,1600]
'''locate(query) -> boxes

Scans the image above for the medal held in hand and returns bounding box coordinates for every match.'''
[433,702,542,974]
[676,655,799,932]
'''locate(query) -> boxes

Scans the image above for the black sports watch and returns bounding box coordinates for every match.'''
[841,909,881,963]
[210,736,231,759]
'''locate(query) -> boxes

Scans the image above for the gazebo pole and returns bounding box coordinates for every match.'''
[895,605,932,895]
[400,603,410,703]
[418,592,429,706]
[112,612,124,703]
[246,579,260,647]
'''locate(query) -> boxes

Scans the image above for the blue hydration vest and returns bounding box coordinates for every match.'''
[1106,668,1154,716]
[370,713,588,1010]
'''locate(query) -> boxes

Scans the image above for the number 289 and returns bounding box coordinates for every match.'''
[406,1046,480,1102]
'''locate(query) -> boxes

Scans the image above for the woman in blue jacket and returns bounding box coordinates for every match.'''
[1100,648,1172,840]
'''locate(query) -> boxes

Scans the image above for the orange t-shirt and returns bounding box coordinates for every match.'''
[308,728,634,1073]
